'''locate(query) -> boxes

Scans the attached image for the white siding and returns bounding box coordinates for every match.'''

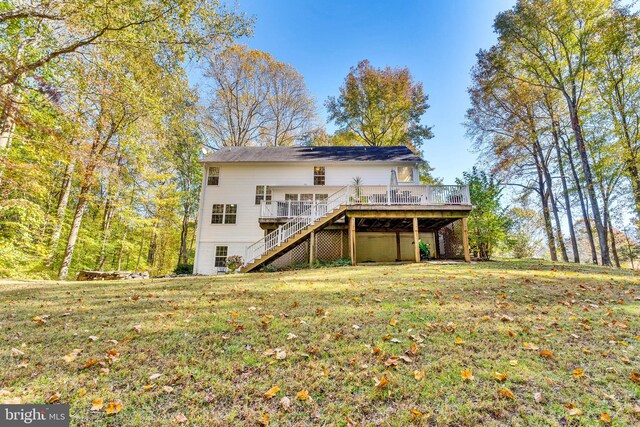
[194,161,419,274]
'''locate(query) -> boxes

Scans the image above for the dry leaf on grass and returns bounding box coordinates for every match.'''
[174,413,188,423]
[296,390,310,401]
[91,398,103,411]
[497,389,515,399]
[374,376,389,389]
[461,369,474,381]
[105,400,122,415]
[494,372,508,381]
[47,392,61,403]
[280,396,291,411]
[264,385,280,399]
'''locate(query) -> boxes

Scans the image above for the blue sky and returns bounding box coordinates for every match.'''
[191,0,516,183]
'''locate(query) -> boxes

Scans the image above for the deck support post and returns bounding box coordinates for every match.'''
[349,216,356,266]
[413,217,420,263]
[461,217,471,263]
[309,231,315,266]
[434,229,440,259]
[395,232,401,261]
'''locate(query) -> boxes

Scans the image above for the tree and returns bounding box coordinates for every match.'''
[494,0,613,265]
[325,60,433,150]
[202,45,317,148]
[456,168,511,260]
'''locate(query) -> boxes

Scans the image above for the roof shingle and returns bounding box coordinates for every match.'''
[201,146,422,163]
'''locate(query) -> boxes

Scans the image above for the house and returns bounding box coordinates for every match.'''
[193,146,472,275]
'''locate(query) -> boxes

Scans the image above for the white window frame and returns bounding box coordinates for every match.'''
[211,204,237,224]
[214,246,228,268]
[207,167,219,185]
[397,166,414,183]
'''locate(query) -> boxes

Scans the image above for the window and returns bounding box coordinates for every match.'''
[224,204,237,224]
[285,194,299,201]
[255,186,272,205]
[214,246,228,267]
[300,193,314,201]
[314,166,325,185]
[207,167,219,185]
[315,194,328,201]
[211,204,224,224]
[398,166,414,183]
[211,204,237,224]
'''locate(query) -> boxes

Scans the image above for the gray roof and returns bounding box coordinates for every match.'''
[201,146,422,163]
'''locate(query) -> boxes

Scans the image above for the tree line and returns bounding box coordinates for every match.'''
[465,0,640,266]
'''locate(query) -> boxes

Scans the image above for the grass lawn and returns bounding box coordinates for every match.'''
[1,260,639,426]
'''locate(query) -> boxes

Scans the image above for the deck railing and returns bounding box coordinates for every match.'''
[259,185,470,218]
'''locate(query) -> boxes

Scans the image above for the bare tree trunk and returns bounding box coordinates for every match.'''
[566,101,610,265]
[0,83,16,151]
[533,140,557,260]
[608,219,620,268]
[96,198,114,270]
[564,139,598,264]
[58,183,90,279]
[48,161,75,254]
[116,229,128,271]
[551,125,579,262]
[178,202,190,265]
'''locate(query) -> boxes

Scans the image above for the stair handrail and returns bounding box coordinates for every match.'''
[245,186,352,266]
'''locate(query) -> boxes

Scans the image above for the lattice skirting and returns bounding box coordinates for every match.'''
[266,229,347,269]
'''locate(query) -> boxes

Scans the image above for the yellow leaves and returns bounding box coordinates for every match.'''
[454,337,464,345]
[62,348,83,363]
[509,360,518,366]
[461,369,474,381]
[523,342,539,351]
[497,388,515,400]
[46,392,61,403]
[494,372,508,381]
[389,317,398,326]
[568,407,583,416]
[91,398,104,411]
[258,413,269,426]
[599,413,611,423]
[264,385,280,399]
[413,370,423,381]
[105,400,123,415]
[32,315,48,325]
[77,388,86,397]
[295,390,310,401]
[572,368,585,378]
[374,375,389,389]
[630,372,640,384]
[539,349,553,359]
[409,409,429,420]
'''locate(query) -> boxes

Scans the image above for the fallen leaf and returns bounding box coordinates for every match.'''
[132,325,142,333]
[88,336,99,341]
[509,360,518,366]
[280,396,291,411]
[534,392,544,403]
[374,376,389,389]
[599,413,611,423]
[275,350,287,360]
[163,386,173,393]
[296,390,310,401]
[523,342,539,350]
[568,407,583,416]
[498,388,515,399]
[62,348,82,363]
[539,350,554,359]
[149,373,162,381]
[174,413,188,423]
[105,400,123,415]
[10,348,25,357]
[461,369,474,381]
[91,398,103,411]
[630,372,640,384]
[455,337,464,345]
[413,370,423,381]
[47,392,61,403]
[389,317,398,326]
[494,372,508,381]
[287,333,298,340]
[264,385,280,399]
[77,388,86,397]
[80,358,100,370]
[572,368,585,378]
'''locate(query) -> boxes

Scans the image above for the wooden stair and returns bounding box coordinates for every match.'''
[241,206,347,273]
